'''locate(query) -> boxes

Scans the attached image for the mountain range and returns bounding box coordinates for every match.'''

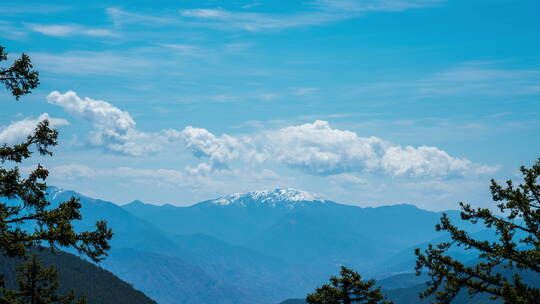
[44,187,494,304]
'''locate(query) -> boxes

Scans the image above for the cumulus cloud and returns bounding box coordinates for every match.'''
[47,91,135,132]
[0,113,69,144]
[180,120,493,178]
[181,126,247,174]
[47,91,177,156]
[43,91,495,179]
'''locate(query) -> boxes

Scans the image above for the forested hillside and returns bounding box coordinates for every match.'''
[0,248,156,304]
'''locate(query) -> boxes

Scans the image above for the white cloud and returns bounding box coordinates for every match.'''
[180,9,347,31]
[314,0,444,12]
[0,113,69,144]
[0,5,71,15]
[30,25,73,36]
[106,7,174,27]
[111,167,189,185]
[329,173,367,188]
[50,164,97,179]
[181,120,494,178]
[29,24,115,37]
[261,120,385,174]
[103,2,442,33]
[158,44,206,57]
[414,62,540,98]
[381,145,470,178]
[32,50,158,76]
[43,91,496,179]
[47,91,135,132]
[83,29,116,37]
[182,126,246,173]
[47,91,176,156]
[47,164,208,190]
[294,87,319,96]
[345,62,540,101]
[0,21,27,39]
[179,0,443,32]
[473,164,501,175]
[241,2,264,9]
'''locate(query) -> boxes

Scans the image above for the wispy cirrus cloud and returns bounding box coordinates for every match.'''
[49,164,191,185]
[31,49,161,76]
[103,1,444,33]
[106,7,175,27]
[179,8,347,31]
[0,4,72,15]
[415,61,540,97]
[313,0,444,12]
[29,24,116,37]
[346,61,540,100]
[179,0,444,31]
[46,163,284,199]
[0,21,27,39]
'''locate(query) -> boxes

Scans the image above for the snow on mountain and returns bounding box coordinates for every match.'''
[46,186,66,200]
[208,188,326,208]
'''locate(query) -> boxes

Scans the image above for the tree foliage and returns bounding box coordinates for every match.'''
[0,255,86,304]
[306,266,392,304]
[0,119,112,262]
[0,248,156,304]
[415,158,540,304]
[0,46,39,100]
[0,44,113,301]
[0,46,112,263]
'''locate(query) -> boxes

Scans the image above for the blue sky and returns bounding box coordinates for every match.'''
[1,0,539,210]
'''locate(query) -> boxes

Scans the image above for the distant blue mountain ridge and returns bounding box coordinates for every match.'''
[42,186,494,304]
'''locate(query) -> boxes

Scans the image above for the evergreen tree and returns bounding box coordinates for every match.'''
[1,255,86,304]
[306,266,392,304]
[0,46,39,100]
[1,45,113,300]
[0,44,112,262]
[415,158,540,304]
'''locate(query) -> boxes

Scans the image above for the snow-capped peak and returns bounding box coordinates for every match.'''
[46,186,65,200]
[209,188,325,207]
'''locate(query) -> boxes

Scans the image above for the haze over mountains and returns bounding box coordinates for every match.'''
[46,187,490,304]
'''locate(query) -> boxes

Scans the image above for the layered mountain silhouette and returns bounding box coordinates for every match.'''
[44,187,491,304]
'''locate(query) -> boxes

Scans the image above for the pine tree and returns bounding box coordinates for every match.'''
[415,158,540,303]
[0,46,39,99]
[1,45,113,300]
[306,266,392,304]
[1,255,86,304]
[0,44,112,262]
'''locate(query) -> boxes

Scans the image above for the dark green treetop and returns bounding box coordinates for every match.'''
[0,44,112,262]
[306,266,392,304]
[0,119,112,262]
[1,44,113,302]
[415,158,540,304]
[1,255,86,304]
[0,46,39,100]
